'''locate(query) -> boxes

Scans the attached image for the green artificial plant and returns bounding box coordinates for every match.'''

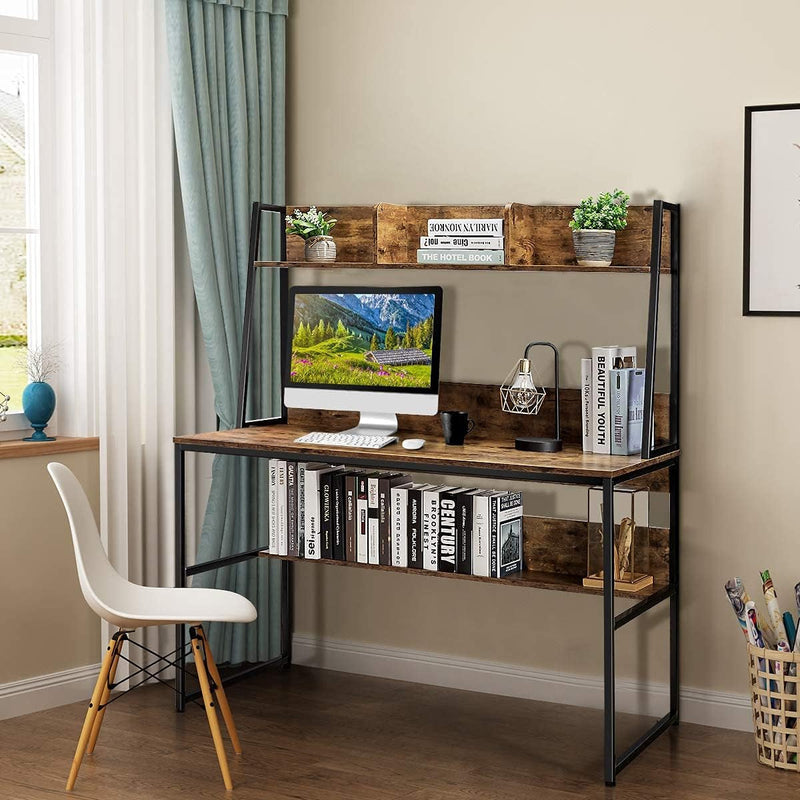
[569,189,630,231]
[285,206,337,239]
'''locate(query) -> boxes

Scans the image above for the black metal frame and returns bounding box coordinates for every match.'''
[175,201,681,785]
[742,103,800,317]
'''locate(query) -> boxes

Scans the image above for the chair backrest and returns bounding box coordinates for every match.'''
[48,462,129,624]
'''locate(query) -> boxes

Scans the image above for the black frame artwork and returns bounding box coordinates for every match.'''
[743,103,800,316]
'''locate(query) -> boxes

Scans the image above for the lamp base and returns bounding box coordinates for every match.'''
[515,437,563,453]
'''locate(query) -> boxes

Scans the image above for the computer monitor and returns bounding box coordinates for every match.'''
[284,285,443,436]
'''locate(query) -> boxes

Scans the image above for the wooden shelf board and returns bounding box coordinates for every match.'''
[175,423,678,480]
[0,435,99,461]
[258,550,665,599]
[255,260,669,274]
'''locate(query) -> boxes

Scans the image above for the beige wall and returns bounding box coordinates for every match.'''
[287,0,800,696]
[0,452,100,683]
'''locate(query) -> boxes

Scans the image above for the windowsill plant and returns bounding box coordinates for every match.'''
[569,189,630,267]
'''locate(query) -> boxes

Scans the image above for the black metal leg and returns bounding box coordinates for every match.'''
[174,445,186,712]
[602,478,616,786]
[281,560,293,666]
[669,459,680,722]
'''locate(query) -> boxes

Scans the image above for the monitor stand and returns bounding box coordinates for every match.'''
[341,411,398,438]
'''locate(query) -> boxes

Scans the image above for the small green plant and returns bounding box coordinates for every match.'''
[569,189,630,231]
[285,206,337,239]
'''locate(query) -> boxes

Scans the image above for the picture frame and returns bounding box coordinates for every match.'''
[743,103,800,316]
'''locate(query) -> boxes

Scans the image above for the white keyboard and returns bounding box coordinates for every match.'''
[294,431,397,449]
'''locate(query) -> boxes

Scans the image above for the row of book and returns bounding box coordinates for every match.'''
[580,345,646,455]
[416,217,505,266]
[267,460,524,578]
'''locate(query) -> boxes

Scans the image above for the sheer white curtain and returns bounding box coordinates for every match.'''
[53,0,188,661]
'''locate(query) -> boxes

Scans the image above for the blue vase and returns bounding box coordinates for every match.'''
[22,381,56,442]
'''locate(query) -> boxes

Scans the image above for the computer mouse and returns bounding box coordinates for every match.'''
[402,438,426,450]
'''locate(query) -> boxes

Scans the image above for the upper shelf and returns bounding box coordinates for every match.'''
[256,203,673,273]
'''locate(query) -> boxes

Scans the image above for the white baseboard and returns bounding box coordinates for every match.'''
[293,634,752,732]
[0,663,101,721]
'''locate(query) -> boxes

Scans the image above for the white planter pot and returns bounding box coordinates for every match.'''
[572,229,616,268]
[304,236,337,263]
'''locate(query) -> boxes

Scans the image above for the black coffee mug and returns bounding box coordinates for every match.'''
[441,410,475,446]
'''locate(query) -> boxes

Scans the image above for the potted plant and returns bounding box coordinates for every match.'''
[285,206,338,263]
[568,189,630,267]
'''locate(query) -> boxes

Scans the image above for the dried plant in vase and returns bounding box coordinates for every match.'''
[285,206,338,263]
[16,344,60,441]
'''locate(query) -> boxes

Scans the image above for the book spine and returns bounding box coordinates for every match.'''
[345,474,357,562]
[378,478,392,566]
[286,462,298,557]
[610,369,629,456]
[356,475,369,564]
[427,218,503,236]
[368,477,380,565]
[391,487,408,568]
[423,490,442,571]
[438,492,458,572]
[268,459,278,554]
[456,492,472,575]
[627,368,646,455]
[581,357,593,453]
[297,463,306,558]
[472,494,489,577]
[416,248,504,265]
[332,474,345,560]
[277,460,287,556]
[489,495,499,578]
[497,492,524,577]
[304,469,321,560]
[419,235,504,250]
[591,347,619,454]
[407,488,423,569]
[320,472,334,559]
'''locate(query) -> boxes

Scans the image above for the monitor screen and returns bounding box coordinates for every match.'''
[286,286,442,394]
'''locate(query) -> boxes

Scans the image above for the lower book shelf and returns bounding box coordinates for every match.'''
[257,550,666,600]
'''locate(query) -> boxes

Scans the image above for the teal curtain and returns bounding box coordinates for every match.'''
[165,0,288,663]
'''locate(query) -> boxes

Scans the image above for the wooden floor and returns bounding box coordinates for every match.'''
[0,665,796,799]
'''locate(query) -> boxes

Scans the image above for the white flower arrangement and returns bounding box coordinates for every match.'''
[284,206,337,240]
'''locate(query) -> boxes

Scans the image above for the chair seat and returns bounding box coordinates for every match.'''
[97,585,258,630]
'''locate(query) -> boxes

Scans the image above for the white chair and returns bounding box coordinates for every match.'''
[48,462,257,792]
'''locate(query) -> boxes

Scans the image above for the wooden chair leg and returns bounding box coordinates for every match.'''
[191,628,233,791]
[86,634,124,754]
[66,634,122,791]
[196,625,243,754]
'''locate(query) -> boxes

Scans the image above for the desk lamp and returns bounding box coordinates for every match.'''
[500,341,562,452]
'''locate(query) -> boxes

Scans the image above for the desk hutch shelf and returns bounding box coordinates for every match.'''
[174,200,681,787]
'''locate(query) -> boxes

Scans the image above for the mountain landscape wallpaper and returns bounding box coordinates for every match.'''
[290,292,436,388]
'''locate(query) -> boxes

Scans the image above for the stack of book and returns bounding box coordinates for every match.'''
[416,217,504,265]
[580,346,646,455]
[267,459,524,579]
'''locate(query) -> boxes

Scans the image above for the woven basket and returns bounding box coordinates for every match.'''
[748,643,800,769]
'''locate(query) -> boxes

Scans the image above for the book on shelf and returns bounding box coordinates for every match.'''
[344,472,359,562]
[416,249,504,265]
[490,492,523,578]
[457,489,480,575]
[406,483,433,570]
[304,464,340,560]
[268,459,278,554]
[473,490,506,577]
[286,462,299,558]
[367,474,383,565]
[581,358,593,453]
[331,471,347,561]
[427,218,503,236]
[379,474,410,566]
[277,460,288,556]
[297,463,307,558]
[423,486,454,571]
[610,367,646,455]
[356,473,375,564]
[419,235,504,250]
[390,484,414,568]
[319,466,344,559]
[591,345,636,454]
[438,488,470,573]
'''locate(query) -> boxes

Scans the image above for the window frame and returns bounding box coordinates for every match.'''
[0,0,53,435]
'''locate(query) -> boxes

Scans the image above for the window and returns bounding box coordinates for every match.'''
[0,0,49,429]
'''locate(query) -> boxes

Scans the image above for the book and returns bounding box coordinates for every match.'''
[438,488,469,573]
[473,490,505,577]
[344,472,359,562]
[331,471,350,560]
[427,218,503,236]
[303,464,339,560]
[581,358,593,453]
[379,474,408,566]
[406,483,432,569]
[416,249,504,265]
[490,492,523,578]
[276,460,288,556]
[268,459,278,553]
[419,235,504,250]
[456,490,479,575]
[319,467,343,559]
[391,484,410,568]
[286,462,298,557]
[367,474,383,565]
[610,368,646,455]
[356,473,375,564]
[423,486,453,571]
[591,346,636,454]
[297,463,307,558]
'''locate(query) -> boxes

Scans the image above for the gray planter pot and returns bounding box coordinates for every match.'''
[572,229,616,268]
[304,235,337,263]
